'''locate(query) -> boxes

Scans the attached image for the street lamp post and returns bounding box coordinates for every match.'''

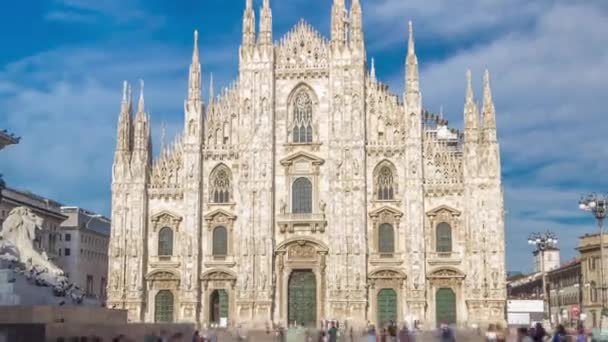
[579,194,608,333]
[528,231,559,324]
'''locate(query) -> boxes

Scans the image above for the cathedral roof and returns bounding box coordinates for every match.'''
[276,19,329,72]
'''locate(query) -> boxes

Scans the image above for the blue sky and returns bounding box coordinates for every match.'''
[1,0,607,272]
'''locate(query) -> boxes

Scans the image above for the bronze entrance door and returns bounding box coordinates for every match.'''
[210,289,229,324]
[377,288,398,328]
[436,288,456,326]
[288,270,316,326]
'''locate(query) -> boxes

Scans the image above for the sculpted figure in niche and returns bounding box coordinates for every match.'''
[319,200,326,215]
[280,199,287,214]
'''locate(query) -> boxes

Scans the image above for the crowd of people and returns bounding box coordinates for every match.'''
[511,322,589,342]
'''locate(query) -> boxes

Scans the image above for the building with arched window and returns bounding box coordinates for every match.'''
[108,0,506,330]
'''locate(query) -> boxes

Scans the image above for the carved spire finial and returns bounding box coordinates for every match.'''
[408,20,415,57]
[137,79,145,113]
[160,121,166,153]
[370,58,376,81]
[209,72,214,104]
[482,69,496,130]
[464,69,478,131]
[405,20,420,96]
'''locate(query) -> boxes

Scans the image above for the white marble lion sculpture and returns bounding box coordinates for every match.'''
[0,206,65,278]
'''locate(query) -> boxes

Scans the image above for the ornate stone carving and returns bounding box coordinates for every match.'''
[288,242,316,259]
[151,211,182,232]
[276,20,329,74]
[0,207,65,278]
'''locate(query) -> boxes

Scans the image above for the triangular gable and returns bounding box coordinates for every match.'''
[203,208,237,221]
[369,205,403,218]
[280,151,325,167]
[426,205,461,217]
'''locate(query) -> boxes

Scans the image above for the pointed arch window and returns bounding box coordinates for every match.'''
[374,162,396,201]
[158,227,173,256]
[292,90,313,143]
[292,177,312,214]
[436,222,452,253]
[212,226,228,257]
[210,165,232,203]
[378,223,395,254]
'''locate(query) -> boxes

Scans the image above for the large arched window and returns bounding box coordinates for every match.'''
[378,223,395,254]
[210,165,232,203]
[292,177,312,214]
[212,226,228,257]
[154,290,174,323]
[292,90,313,143]
[374,162,396,201]
[436,222,452,253]
[158,227,173,256]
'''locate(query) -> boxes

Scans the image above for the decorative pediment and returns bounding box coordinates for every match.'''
[369,206,403,219]
[204,208,237,221]
[276,237,329,253]
[369,269,406,280]
[276,20,329,72]
[145,269,180,281]
[150,211,182,231]
[280,151,325,167]
[201,270,237,281]
[427,268,466,279]
[426,205,461,218]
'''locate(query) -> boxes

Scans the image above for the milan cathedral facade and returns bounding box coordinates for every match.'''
[107,0,506,329]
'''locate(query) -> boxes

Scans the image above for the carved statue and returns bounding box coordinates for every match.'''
[0,207,65,277]
[319,200,326,215]
[131,264,139,290]
[280,199,287,215]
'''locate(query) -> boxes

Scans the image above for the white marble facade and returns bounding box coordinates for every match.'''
[107,0,506,329]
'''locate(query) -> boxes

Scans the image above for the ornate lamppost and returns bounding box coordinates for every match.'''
[579,194,608,331]
[528,231,558,323]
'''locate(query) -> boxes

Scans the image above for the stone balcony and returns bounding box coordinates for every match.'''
[277,213,327,233]
[426,251,462,266]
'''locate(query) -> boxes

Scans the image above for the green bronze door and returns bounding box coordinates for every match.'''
[288,270,316,326]
[377,289,398,327]
[436,288,456,326]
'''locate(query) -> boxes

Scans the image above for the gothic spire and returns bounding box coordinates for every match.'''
[482,69,496,131]
[133,80,150,154]
[242,0,256,49]
[350,0,364,49]
[405,21,420,105]
[137,79,145,114]
[207,72,214,104]
[160,121,166,154]
[464,70,478,131]
[370,58,376,81]
[331,0,346,48]
[188,30,202,103]
[116,81,132,153]
[259,0,273,47]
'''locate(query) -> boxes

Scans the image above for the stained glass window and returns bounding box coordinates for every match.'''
[213,226,228,256]
[378,223,394,254]
[210,165,232,203]
[292,91,313,143]
[376,166,395,200]
[292,177,312,214]
[436,222,452,253]
[158,227,173,256]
